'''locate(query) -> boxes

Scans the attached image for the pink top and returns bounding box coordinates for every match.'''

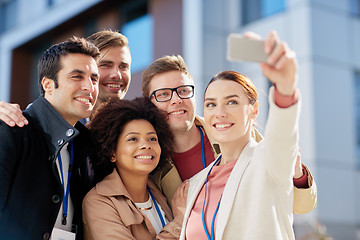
[185,160,237,239]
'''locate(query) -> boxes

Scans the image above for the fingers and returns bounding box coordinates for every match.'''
[264,30,278,55]
[171,180,189,218]
[174,180,189,199]
[243,31,261,40]
[0,101,28,127]
[267,38,287,66]
[182,180,189,196]
[294,148,303,179]
[274,49,296,70]
[171,180,189,205]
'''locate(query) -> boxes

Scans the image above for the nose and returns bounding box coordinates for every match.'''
[170,91,183,105]
[214,105,227,119]
[139,139,151,149]
[83,77,96,92]
[110,68,122,80]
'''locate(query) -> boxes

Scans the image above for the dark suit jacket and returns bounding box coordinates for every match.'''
[0,96,94,240]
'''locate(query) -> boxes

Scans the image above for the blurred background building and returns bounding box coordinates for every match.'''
[0,0,359,239]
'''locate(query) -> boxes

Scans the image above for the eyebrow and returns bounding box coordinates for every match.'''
[98,59,130,66]
[69,69,85,75]
[204,94,240,101]
[68,69,99,78]
[98,60,113,64]
[125,131,157,137]
[225,94,240,99]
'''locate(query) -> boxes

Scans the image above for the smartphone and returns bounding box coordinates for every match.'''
[227,34,268,63]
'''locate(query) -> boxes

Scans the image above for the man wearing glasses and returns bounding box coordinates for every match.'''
[142,55,317,215]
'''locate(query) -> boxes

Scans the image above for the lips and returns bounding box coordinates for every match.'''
[168,109,186,116]
[134,154,155,163]
[103,82,125,91]
[106,83,122,88]
[74,96,93,105]
[135,155,153,160]
[213,122,233,130]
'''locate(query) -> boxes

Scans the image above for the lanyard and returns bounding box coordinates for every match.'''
[197,126,206,169]
[57,140,74,225]
[147,186,166,228]
[202,155,222,240]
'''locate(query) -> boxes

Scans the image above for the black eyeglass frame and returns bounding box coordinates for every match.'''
[149,85,195,102]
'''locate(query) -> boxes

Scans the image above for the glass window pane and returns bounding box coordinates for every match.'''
[242,0,285,25]
[262,0,285,17]
[349,0,360,16]
[242,0,262,25]
[122,14,153,73]
[0,0,17,33]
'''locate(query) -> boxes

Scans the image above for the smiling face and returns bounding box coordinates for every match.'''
[97,46,131,104]
[43,53,99,125]
[148,70,196,133]
[204,79,258,145]
[114,119,161,177]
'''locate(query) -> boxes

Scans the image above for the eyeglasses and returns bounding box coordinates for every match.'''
[149,85,195,102]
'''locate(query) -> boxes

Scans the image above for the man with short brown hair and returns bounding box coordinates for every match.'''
[0,37,100,239]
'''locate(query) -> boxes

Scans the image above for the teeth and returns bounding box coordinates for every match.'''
[76,97,90,103]
[135,155,153,160]
[170,110,185,115]
[107,84,121,88]
[215,123,231,129]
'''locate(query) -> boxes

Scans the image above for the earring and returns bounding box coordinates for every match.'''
[111,156,116,162]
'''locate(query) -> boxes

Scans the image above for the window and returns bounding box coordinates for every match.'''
[48,0,55,6]
[355,72,360,163]
[0,0,17,33]
[242,0,285,25]
[121,1,153,73]
[350,0,360,16]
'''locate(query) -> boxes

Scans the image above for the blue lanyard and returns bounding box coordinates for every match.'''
[147,186,166,228]
[202,155,222,240]
[57,140,74,225]
[197,126,206,169]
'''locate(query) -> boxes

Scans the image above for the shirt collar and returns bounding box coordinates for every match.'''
[25,95,80,158]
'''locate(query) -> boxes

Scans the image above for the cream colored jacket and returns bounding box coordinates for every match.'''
[180,88,301,239]
[151,119,317,215]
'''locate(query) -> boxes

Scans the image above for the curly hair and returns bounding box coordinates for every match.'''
[89,97,174,181]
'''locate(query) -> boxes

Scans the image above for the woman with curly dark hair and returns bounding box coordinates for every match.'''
[82,97,187,240]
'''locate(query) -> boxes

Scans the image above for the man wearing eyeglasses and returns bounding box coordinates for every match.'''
[142,55,317,215]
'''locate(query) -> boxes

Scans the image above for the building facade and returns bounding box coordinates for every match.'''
[1,0,359,239]
[0,0,183,107]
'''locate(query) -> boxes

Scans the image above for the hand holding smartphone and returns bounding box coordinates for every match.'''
[227,33,268,63]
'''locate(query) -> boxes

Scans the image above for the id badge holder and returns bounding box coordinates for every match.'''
[51,228,76,240]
